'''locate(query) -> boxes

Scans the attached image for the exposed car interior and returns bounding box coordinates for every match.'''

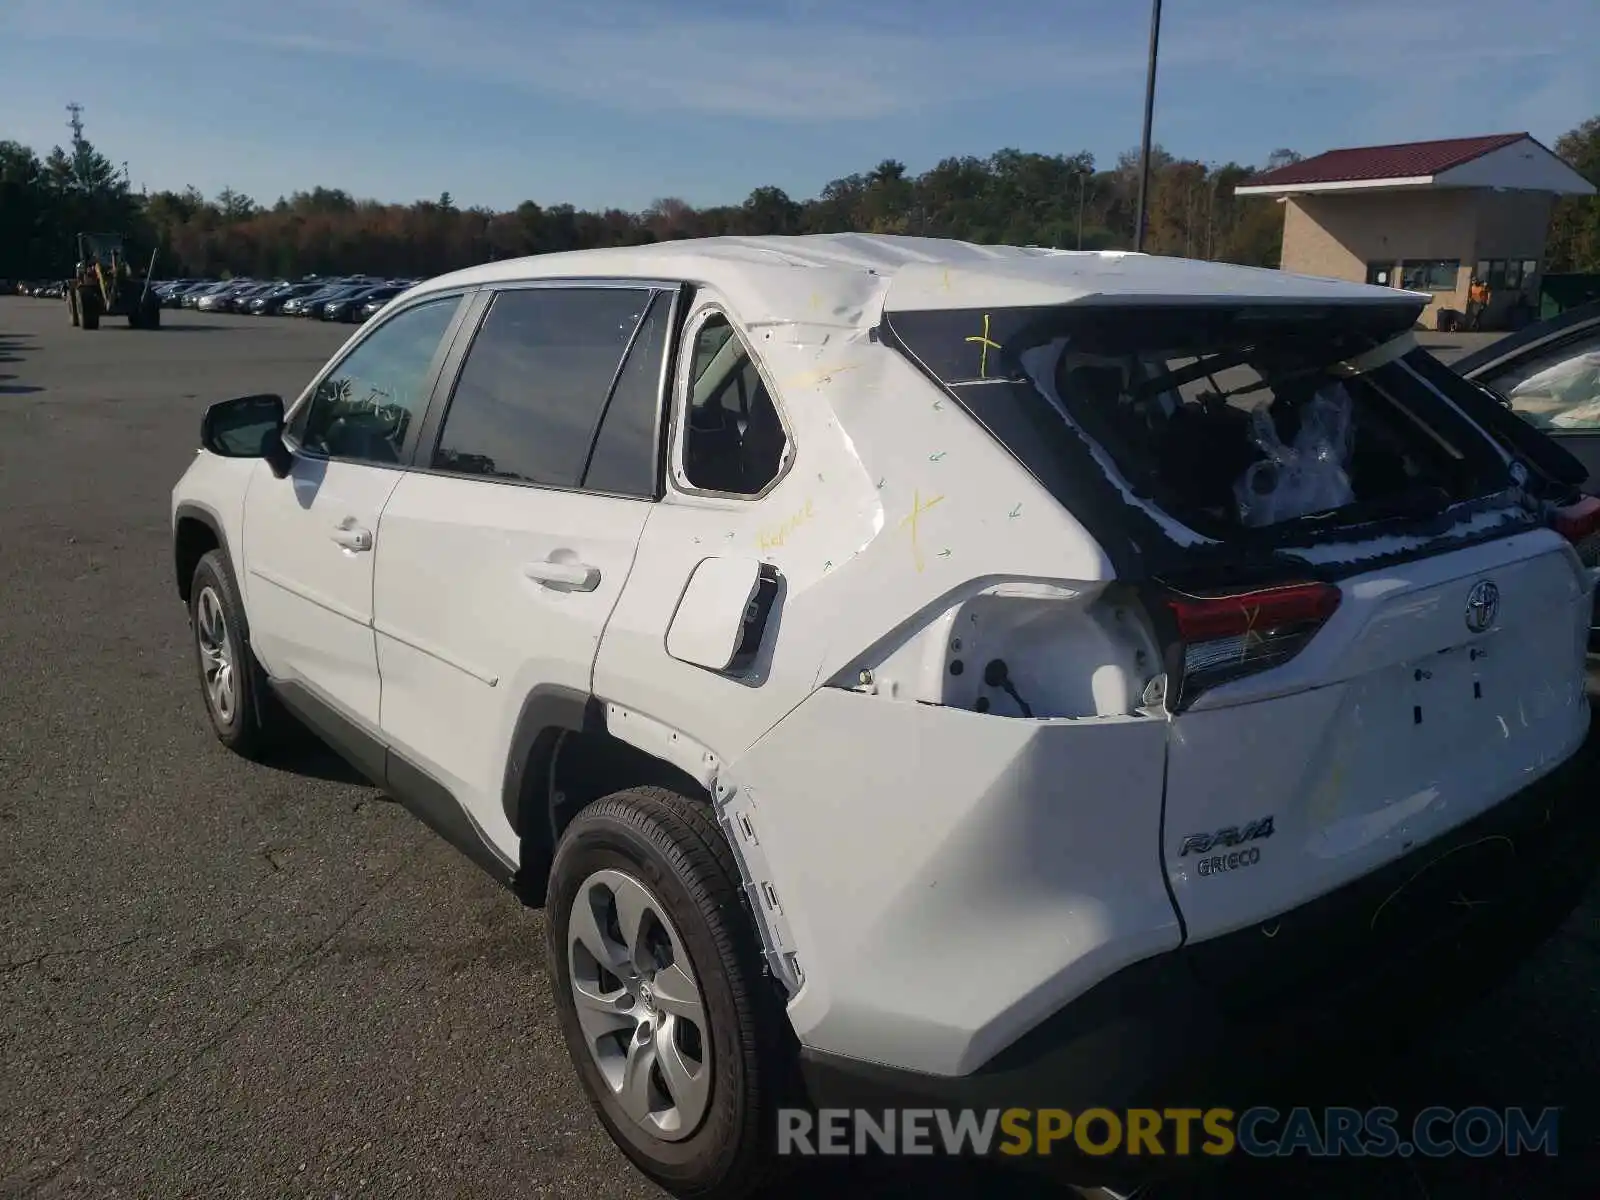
[1050,336,1508,538]
[682,313,787,495]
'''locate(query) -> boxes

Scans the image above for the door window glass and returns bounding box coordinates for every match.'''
[433,287,652,487]
[294,296,459,463]
[1487,329,1600,431]
[582,292,672,497]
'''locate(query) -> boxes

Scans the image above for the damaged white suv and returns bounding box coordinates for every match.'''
[171,235,1598,1196]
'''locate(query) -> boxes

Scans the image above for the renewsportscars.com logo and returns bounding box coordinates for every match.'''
[777,1106,1562,1159]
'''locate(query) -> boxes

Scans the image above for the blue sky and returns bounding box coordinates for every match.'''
[2,0,1595,213]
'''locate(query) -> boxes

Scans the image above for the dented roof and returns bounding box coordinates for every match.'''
[415,233,1407,329]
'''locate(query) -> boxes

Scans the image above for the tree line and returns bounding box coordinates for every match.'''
[3,114,1597,284]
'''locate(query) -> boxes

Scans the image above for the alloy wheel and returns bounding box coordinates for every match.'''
[195,586,237,725]
[567,867,713,1142]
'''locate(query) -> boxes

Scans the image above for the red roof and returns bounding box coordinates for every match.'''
[1246,133,1528,187]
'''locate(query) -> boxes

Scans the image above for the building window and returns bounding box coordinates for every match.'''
[1400,259,1461,293]
[1475,259,1539,292]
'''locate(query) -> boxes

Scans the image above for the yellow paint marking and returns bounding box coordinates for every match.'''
[898,490,946,572]
[780,362,860,390]
[757,498,816,551]
[964,313,1001,378]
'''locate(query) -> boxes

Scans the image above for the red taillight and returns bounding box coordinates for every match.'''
[1167,582,1343,641]
[1552,495,1600,547]
[1163,582,1342,706]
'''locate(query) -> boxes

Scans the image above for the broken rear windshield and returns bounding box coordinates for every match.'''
[883,303,1524,578]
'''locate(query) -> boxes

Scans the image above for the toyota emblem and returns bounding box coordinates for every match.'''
[1464,580,1500,634]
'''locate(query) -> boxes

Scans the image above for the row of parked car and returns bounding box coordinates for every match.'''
[154,275,421,323]
[12,274,421,324]
[13,280,68,299]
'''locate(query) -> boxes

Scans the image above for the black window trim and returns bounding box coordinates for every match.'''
[281,288,476,471]
[406,276,683,502]
[667,297,797,503]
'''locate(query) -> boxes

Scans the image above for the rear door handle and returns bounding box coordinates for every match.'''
[330,524,373,552]
[523,559,601,591]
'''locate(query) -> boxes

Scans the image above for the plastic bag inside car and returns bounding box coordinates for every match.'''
[1233,384,1356,527]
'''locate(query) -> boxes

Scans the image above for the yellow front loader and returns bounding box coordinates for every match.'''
[65,232,163,330]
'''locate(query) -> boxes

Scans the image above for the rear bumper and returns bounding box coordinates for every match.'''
[800,724,1598,1186]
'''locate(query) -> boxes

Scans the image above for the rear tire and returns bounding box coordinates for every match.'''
[67,289,80,327]
[80,291,100,330]
[546,787,797,1200]
[143,298,162,329]
[189,549,287,760]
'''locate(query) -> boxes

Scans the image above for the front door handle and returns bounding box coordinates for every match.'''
[330,524,373,552]
[523,559,601,592]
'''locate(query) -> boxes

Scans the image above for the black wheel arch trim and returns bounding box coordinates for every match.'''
[502,684,606,905]
[172,499,232,602]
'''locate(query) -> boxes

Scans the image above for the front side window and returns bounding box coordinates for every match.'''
[679,312,788,495]
[433,286,654,488]
[293,295,459,464]
[1486,329,1600,431]
[1400,259,1461,293]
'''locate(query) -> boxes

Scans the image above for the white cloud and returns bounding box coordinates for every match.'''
[4,0,1594,131]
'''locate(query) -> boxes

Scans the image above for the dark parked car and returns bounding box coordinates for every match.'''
[1455,301,1600,484]
[323,283,406,322]
[164,281,214,308]
[308,284,370,319]
[183,282,231,309]
[248,282,321,315]
[281,283,353,317]
[1452,300,1600,643]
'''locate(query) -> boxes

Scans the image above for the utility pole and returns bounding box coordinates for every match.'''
[1077,171,1086,250]
[1133,0,1162,252]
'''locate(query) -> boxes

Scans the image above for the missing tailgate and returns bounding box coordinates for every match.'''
[885,303,1526,573]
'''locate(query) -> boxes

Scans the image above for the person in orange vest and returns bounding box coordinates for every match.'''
[1467,277,1491,330]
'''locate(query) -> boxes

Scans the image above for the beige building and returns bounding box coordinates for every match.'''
[1237,133,1595,329]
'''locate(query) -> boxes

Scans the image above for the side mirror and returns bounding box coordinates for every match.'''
[200,393,293,478]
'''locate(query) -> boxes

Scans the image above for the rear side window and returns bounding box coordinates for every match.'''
[433,287,653,488]
[679,312,788,496]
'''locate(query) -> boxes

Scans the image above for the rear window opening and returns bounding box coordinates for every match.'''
[1027,321,1511,542]
[884,304,1521,561]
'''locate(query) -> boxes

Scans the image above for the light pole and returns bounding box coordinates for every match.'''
[1133,0,1163,252]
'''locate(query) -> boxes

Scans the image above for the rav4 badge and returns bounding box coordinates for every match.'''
[1178,816,1276,857]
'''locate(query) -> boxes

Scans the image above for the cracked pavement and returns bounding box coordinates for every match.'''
[0,299,1597,1199]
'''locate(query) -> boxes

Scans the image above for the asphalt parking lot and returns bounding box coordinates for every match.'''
[1,297,1597,1199]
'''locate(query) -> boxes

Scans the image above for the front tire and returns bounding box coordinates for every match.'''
[546,787,797,1199]
[189,549,284,759]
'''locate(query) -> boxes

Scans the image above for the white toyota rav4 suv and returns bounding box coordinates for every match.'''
[171,235,1598,1196]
